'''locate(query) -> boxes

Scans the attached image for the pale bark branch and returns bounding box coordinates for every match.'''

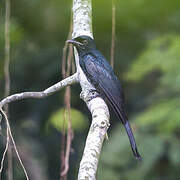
[78,97,110,180]
[0,73,79,108]
[72,0,110,179]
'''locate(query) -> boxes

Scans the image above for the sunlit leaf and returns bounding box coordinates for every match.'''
[48,108,88,132]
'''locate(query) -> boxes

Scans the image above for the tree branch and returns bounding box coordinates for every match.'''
[72,0,110,179]
[0,73,79,108]
[78,95,110,180]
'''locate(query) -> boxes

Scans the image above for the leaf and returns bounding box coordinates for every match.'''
[48,108,88,132]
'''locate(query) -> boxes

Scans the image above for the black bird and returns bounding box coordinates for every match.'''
[67,35,141,160]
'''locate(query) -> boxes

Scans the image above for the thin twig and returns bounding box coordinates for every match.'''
[61,44,74,177]
[0,109,29,180]
[4,0,10,101]
[4,0,13,179]
[63,45,74,176]
[0,73,79,108]
[71,57,76,74]
[62,46,67,79]
[60,88,71,177]
[110,0,116,68]
[60,109,66,180]
[60,9,74,179]
[0,111,9,175]
[60,49,67,180]
[61,9,73,78]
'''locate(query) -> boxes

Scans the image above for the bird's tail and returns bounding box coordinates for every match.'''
[124,121,142,161]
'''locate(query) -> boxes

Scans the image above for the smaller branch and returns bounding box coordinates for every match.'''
[0,111,9,174]
[0,73,79,108]
[60,32,73,178]
[110,0,116,68]
[4,0,13,179]
[4,0,10,100]
[60,107,67,180]
[0,108,29,180]
[61,40,74,178]
[61,88,74,177]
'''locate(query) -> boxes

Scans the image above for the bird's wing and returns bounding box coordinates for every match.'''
[83,53,127,124]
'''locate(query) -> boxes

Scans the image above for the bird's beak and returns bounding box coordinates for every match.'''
[66,39,83,46]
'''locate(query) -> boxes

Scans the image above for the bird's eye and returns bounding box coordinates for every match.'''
[82,40,88,44]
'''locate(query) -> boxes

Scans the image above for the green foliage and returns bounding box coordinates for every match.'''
[115,0,180,34]
[126,34,180,86]
[169,139,180,165]
[0,20,24,47]
[98,33,180,179]
[135,98,180,133]
[0,20,24,79]
[98,126,180,180]
[125,34,180,133]
[48,108,88,132]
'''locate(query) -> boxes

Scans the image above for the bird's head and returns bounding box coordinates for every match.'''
[66,35,96,53]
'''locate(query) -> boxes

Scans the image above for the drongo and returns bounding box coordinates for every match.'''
[67,35,141,160]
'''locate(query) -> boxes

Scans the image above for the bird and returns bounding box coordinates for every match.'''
[67,35,142,160]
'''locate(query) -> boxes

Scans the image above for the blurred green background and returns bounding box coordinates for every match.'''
[1,0,180,179]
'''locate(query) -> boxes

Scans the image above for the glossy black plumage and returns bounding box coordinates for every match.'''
[67,35,142,160]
